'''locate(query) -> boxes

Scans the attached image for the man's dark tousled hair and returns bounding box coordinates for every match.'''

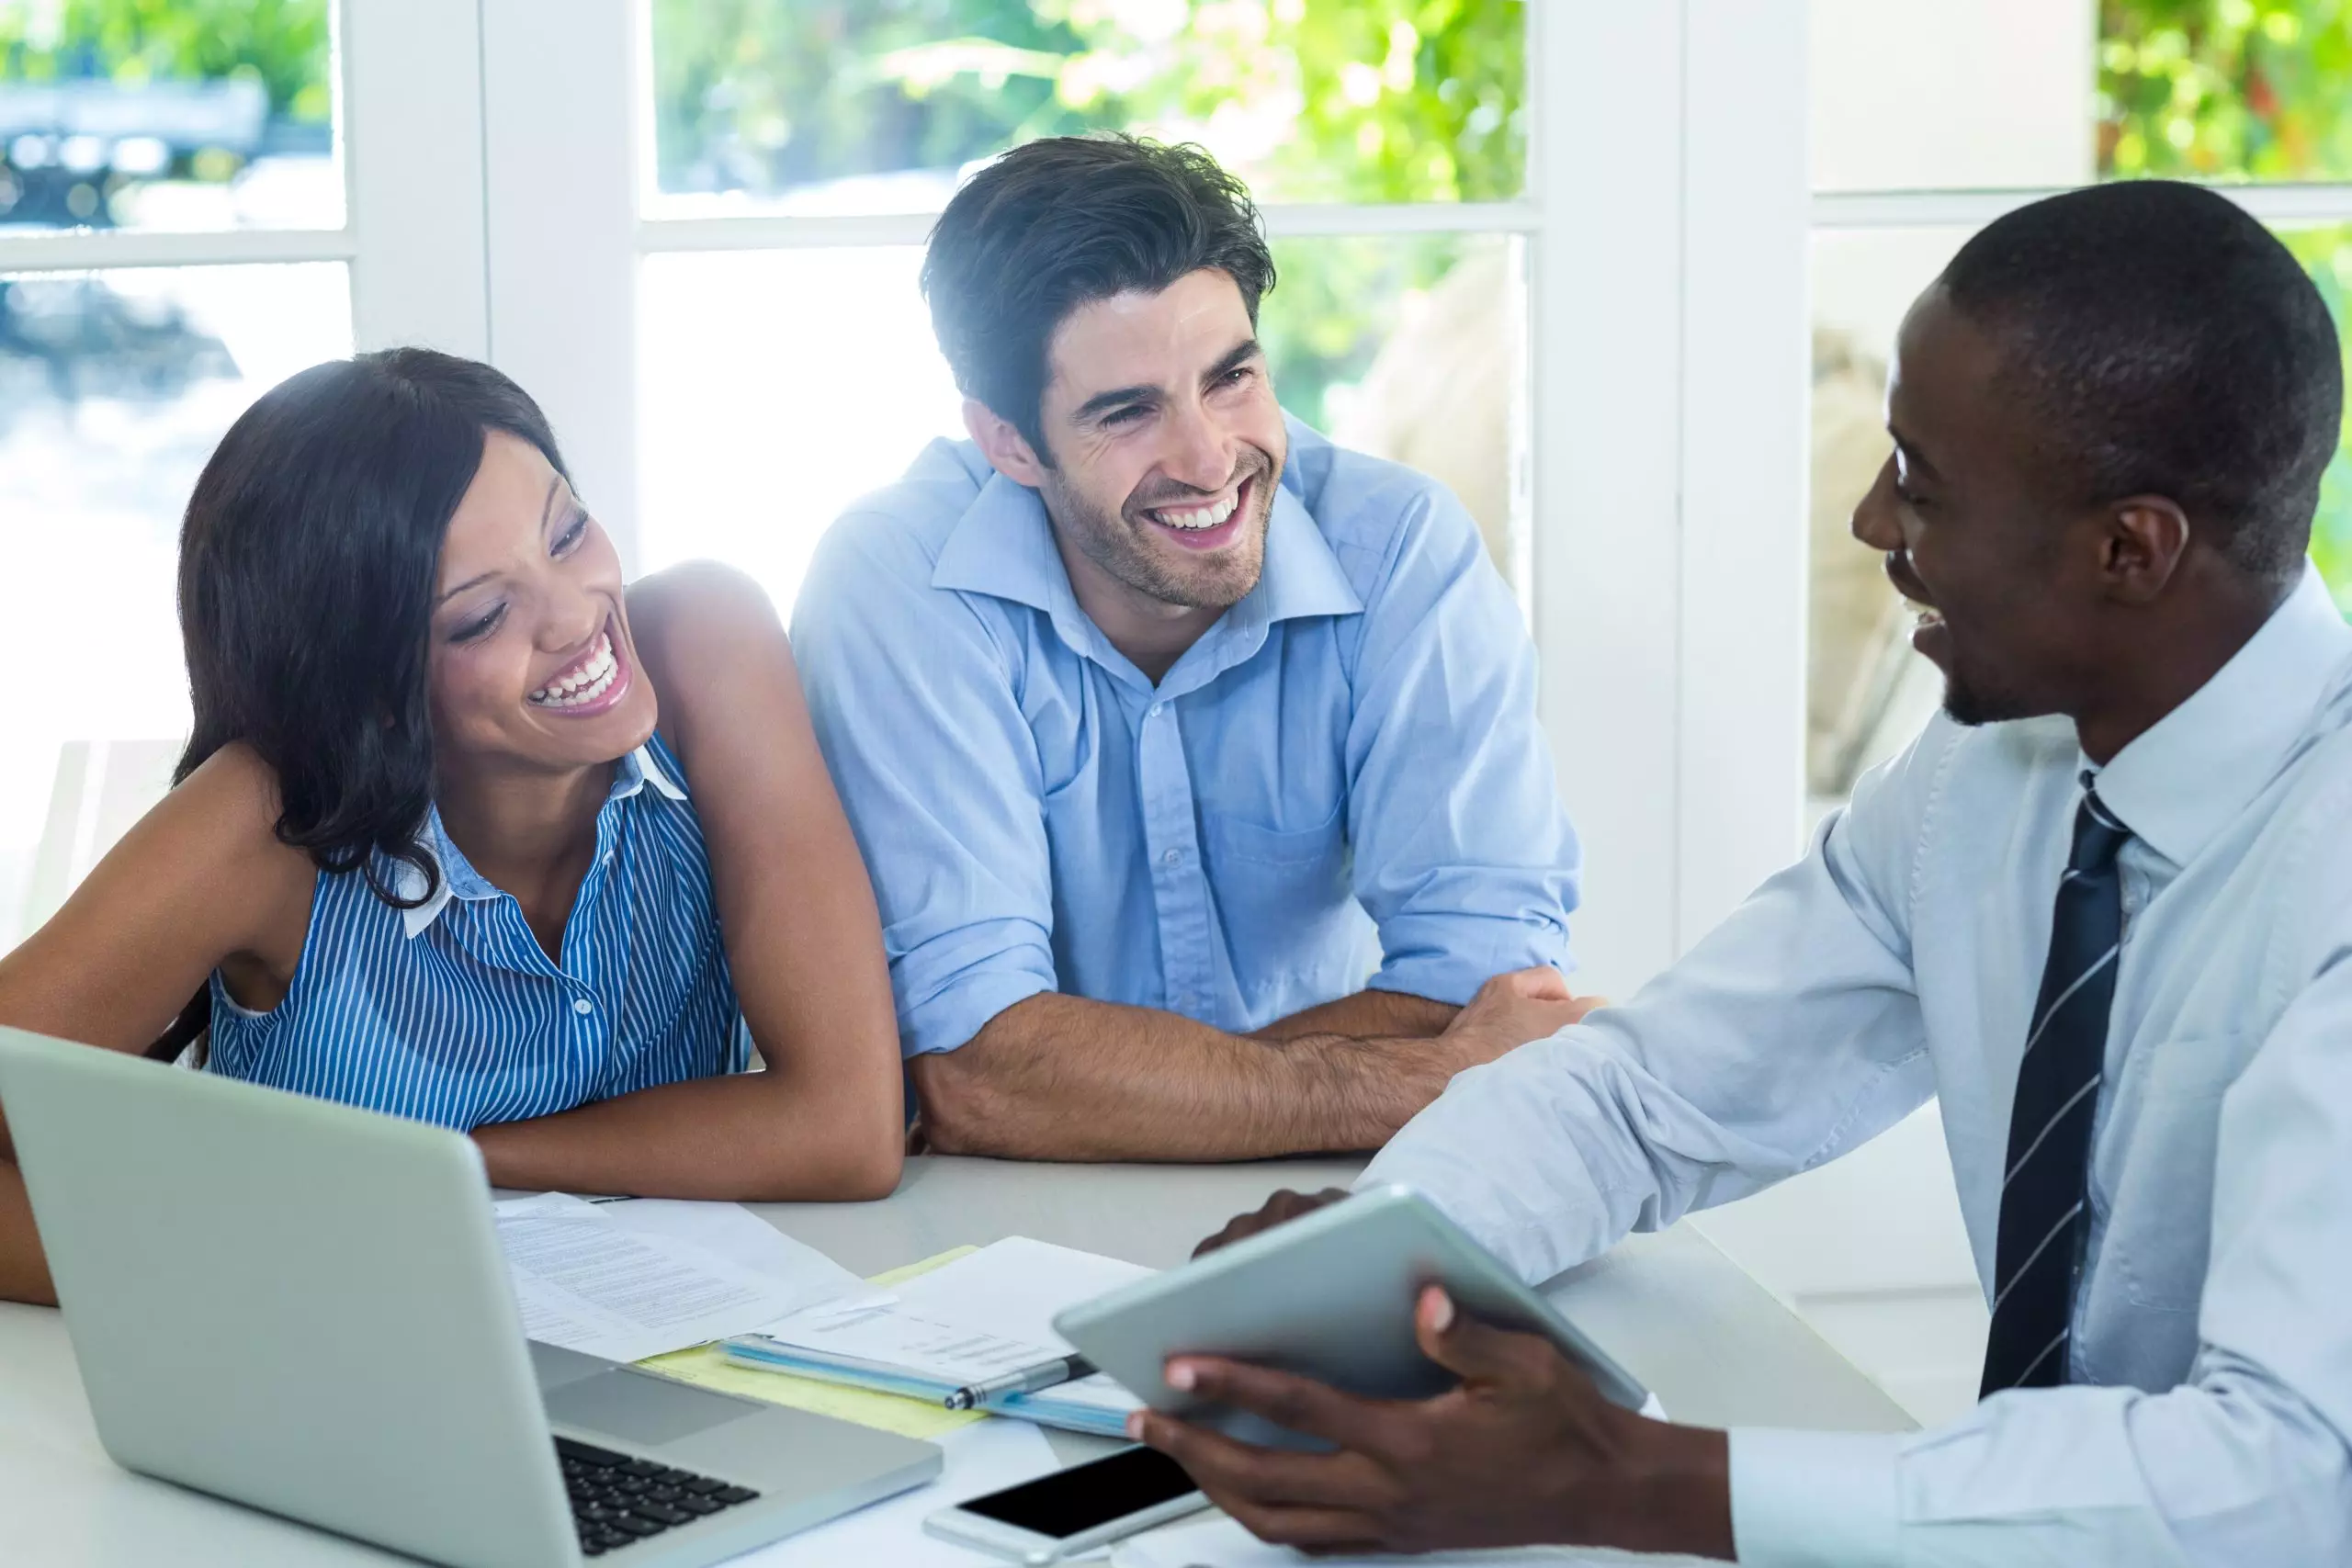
[175,348,571,908]
[921,133,1276,461]
[1939,179,2342,581]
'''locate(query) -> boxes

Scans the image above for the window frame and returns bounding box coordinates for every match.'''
[0,0,493,356]
[0,0,1815,1000]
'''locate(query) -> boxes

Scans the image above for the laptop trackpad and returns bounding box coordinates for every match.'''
[545,1369,758,1449]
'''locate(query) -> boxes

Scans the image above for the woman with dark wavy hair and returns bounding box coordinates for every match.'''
[0,349,905,1304]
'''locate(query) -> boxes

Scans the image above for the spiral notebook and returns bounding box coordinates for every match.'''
[722,1236,1150,1438]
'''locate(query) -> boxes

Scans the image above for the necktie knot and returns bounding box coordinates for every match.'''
[2070,781,2132,875]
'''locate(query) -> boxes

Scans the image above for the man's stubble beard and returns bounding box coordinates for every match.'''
[1937,656,2036,728]
[1941,679,1994,727]
[1040,447,1275,612]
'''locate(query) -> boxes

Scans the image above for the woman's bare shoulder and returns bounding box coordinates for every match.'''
[0,743,317,1047]
[628,562,799,675]
[141,742,318,908]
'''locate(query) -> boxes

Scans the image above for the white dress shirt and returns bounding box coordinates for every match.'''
[1363,567,2352,1566]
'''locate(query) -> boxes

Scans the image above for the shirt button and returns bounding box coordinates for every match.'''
[571,998,595,1016]
[1149,702,1166,717]
[1163,848,1182,866]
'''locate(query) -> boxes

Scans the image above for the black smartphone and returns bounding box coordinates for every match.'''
[922,1444,1209,1564]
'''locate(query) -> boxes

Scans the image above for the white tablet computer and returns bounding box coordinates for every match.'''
[1052,1186,1647,1450]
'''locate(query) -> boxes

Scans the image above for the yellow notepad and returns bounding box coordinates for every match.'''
[633,1246,985,1440]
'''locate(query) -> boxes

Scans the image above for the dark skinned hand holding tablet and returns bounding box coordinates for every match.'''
[1121,1189,1737,1562]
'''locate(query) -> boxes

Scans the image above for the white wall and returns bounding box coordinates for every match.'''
[1812,0,2096,192]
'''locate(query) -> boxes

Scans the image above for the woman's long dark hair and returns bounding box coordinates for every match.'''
[152,349,572,1060]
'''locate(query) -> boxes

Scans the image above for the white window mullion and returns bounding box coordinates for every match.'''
[1816,182,2352,231]
[0,229,354,273]
[1527,0,1686,998]
[1255,200,1540,239]
[633,201,1542,256]
[343,0,490,357]
[636,213,937,254]
[480,0,644,566]
[1676,0,1812,946]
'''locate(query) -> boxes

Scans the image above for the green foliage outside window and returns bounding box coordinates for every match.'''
[1263,231,1474,435]
[2271,223,2352,604]
[20,0,2352,595]
[649,1,1524,432]
[0,0,330,125]
[2103,1,2352,603]
[650,0,1524,206]
[5,0,1521,433]
[2099,0,2352,180]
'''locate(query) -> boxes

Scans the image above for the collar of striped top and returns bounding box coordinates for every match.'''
[389,744,688,940]
[2082,562,2352,871]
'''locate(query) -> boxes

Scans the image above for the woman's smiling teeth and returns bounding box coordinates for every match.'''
[528,633,617,708]
[1148,491,1239,530]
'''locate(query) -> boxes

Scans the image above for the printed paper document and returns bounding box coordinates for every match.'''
[492,1192,876,1362]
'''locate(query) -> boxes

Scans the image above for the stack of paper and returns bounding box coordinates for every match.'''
[491,1193,879,1363]
[637,1249,993,1441]
[727,1236,1152,1437]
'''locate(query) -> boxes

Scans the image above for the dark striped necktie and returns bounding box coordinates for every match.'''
[1981,778,2133,1397]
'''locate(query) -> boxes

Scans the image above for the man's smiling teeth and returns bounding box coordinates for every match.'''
[528,634,617,708]
[1148,492,1238,530]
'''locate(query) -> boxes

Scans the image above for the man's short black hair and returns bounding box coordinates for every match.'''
[1939,179,2342,582]
[921,133,1277,462]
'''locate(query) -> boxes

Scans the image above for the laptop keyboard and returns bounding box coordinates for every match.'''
[556,1435,761,1557]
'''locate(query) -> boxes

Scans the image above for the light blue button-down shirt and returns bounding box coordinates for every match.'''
[793,419,1578,1057]
[1364,566,2352,1565]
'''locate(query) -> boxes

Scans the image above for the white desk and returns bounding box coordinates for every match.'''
[0,1156,1913,1565]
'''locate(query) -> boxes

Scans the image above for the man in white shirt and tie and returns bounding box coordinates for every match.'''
[1125,180,2352,1565]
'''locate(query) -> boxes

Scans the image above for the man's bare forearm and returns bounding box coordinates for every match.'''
[1254,987,1455,1043]
[911,993,1456,1161]
[0,1160,54,1305]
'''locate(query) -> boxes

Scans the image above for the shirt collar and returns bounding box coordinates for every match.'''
[2090,563,2352,868]
[1252,479,1364,623]
[625,741,688,805]
[929,445,1363,678]
[930,467,1070,615]
[391,744,681,939]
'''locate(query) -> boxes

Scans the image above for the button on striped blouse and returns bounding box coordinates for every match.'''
[207,737,751,1130]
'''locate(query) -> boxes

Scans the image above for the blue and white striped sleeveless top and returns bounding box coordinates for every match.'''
[208,737,751,1130]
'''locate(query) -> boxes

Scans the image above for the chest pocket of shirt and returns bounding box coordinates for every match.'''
[1201,805,1355,950]
[2095,1030,2253,1317]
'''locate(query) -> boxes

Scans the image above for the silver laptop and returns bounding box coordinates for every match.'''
[0,1026,940,1567]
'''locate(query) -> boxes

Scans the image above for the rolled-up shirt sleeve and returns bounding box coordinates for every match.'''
[791,519,1056,1056]
[1342,483,1578,1005]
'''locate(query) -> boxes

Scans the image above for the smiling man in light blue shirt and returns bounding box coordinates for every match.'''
[792,135,1584,1162]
